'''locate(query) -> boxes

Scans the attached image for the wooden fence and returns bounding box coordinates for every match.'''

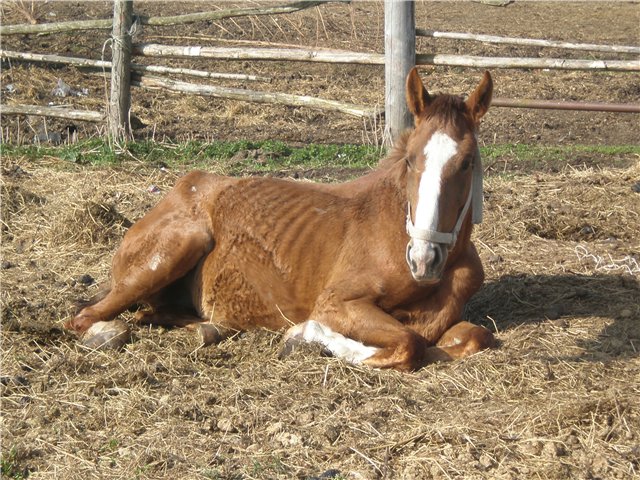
[1,0,639,144]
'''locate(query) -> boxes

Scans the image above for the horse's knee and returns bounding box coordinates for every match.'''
[463,325,495,355]
[435,321,495,359]
[397,332,427,371]
[364,331,426,371]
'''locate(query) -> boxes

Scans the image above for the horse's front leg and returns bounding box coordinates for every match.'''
[284,289,429,371]
[401,243,495,363]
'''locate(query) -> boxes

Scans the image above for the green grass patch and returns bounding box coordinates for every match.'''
[2,140,637,176]
[1,138,119,165]
[480,143,639,170]
[1,139,382,174]
[1,447,27,480]
[481,143,640,161]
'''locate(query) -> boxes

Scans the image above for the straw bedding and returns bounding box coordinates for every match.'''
[2,154,638,479]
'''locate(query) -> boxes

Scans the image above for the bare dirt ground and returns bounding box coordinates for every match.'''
[1,1,639,145]
[1,2,640,480]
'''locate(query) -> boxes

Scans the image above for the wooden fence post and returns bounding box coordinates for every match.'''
[384,0,415,144]
[109,0,133,142]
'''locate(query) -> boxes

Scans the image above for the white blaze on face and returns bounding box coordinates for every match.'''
[414,131,459,231]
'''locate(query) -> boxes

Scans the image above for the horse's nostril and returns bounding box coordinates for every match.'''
[432,246,442,266]
[410,259,418,273]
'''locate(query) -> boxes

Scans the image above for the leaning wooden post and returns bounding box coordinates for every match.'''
[384,0,415,144]
[109,0,133,142]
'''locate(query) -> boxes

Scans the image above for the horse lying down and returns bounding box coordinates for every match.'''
[66,68,496,371]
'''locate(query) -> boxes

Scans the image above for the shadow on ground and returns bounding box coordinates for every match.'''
[468,273,640,360]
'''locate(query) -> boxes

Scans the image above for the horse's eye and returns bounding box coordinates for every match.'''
[461,158,471,171]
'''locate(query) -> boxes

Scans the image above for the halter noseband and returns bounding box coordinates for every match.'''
[405,146,484,250]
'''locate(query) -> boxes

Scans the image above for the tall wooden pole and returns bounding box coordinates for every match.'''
[109,0,133,142]
[384,0,415,144]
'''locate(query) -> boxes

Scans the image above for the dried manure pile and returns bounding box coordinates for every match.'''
[1,149,639,479]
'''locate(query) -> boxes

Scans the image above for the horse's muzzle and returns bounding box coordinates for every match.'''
[406,240,447,283]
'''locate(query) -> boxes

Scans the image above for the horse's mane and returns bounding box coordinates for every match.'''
[378,130,412,170]
[424,94,468,128]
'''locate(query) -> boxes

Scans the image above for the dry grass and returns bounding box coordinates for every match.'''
[483,165,640,245]
[2,2,640,146]
[1,0,40,25]
[2,1,640,478]
[1,152,639,479]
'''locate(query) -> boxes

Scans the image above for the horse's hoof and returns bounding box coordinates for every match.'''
[196,323,228,346]
[279,322,309,359]
[279,321,336,359]
[278,336,305,359]
[64,313,92,333]
[82,320,130,350]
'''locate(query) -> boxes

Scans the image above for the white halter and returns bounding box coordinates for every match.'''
[405,146,484,249]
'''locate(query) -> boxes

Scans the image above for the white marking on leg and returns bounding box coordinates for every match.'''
[286,320,378,364]
[415,131,459,231]
[149,253,162,271]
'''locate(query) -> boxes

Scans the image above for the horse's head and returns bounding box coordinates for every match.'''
[404,68,492,283]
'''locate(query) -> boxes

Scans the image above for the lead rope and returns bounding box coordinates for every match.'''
[471,145,483,224]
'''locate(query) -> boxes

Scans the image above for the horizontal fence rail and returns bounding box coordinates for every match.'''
[132,74,378,118]
[0,0,332,36]
[3,98,636,124]
[0,49,271,82]
[416,29,640,55]
[417,54,640,71]
[491,98,640,113]
[133,44,384,65]
[133,44,640,71]
[0,104,104,122]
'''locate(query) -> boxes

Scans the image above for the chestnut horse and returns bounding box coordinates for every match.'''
[66,68,495,371]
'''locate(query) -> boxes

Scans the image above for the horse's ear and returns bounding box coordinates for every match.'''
[466,71,493,124]
[406,67,431,121]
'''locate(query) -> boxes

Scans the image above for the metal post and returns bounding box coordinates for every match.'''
[384,0,415,144]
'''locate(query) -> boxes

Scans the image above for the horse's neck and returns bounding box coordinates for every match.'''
[373,160,408,222]
[331,156,406,198]
[344,160,408,232]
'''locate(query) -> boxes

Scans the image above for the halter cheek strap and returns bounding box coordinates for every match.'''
[405,146,484,249]
[406,186,473,247]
